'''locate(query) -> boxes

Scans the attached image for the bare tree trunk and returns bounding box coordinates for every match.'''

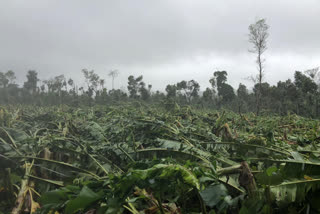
[256,52,262,116]
[248,19,268,115]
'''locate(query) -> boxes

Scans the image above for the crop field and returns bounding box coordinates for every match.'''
[1,104,320,213]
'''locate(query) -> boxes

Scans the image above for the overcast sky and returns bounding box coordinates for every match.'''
[0,0,319,91]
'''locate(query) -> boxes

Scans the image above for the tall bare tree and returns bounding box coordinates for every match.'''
[108,69,119,90]
[248,18,269,115]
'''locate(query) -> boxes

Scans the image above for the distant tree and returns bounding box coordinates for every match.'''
[165,84,177,98]
[43,75,65,94]
[0,70,17,88]
[82,69,100,93]
[294,71,317,94]
[304,67,319,83]
[43,79,52,93]
[139,82,151,101]
[213,71,227,89]
[0,72,8,88]
[237,83,249,113]
[108,69,119,90]
[23,70,39,95]
[99,79,105,90]
[202,87,215,103]
[54,75,66,93]
[0,70,19,104]
[127,75,143,98]
[109,89,127,102]
[274,80,297,115]
[219,84,235,103]
[211,71,235,103]
[127,75,152,100]
[176,80,200,103]
[237,83,249,100]
[152,90,165,102]
[204,72,219,105]
[40,84,46,93]
[188,80,200,99]
[248,18,269,115]
[253,82,271,112]
[67,78,78,97]
[67,78,74,88]
[253,82,270,97]
[176,80,188,98]
[5,70,16,85]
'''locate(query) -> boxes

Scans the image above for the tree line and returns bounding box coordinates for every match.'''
[1,18,319,118]
[0,67,319,118]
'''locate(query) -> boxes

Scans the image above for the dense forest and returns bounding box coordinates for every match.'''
[0,67,319,118]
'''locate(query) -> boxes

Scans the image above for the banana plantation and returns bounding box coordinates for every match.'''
[1,103,320,214]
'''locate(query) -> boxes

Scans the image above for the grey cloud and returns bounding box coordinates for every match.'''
[0,0,319,91]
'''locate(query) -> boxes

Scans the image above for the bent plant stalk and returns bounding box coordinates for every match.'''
[11,161,33,214]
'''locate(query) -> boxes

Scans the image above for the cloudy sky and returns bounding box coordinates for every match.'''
[0,0,319,91]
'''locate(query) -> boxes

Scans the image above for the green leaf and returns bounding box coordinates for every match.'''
[40,189,69,204]
[40,189,70,213]
[271,178,320,204]
[239,206,249,214]
[266,166,277,176]
[65,186,103,214]
[290,152,304,161]
[200,184,228,208]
